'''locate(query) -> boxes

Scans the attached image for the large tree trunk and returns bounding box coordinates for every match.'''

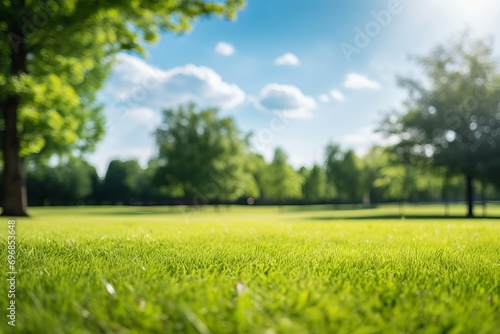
[465,174,474,218]
[2,98,28,216]
[481,180,487,218]
[442,173,449,217]
[2,20,28,216]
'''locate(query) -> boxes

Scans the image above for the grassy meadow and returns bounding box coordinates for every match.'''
[1,204,500,333]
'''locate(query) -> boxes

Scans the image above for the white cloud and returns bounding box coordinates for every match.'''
[318,94,331,103]
[92,54,246,176]
[274,53,300,66]
[88,144,157,177]
[344,73,381,90]
[105,54,245,110]
[341,126,398,156]
[318,90,345,103]
[89,110,160,177]
[330,89,345,101]
[255,84,317,119]
[215,42,235,56]
[342,126,382,149]
[128,107,162,131]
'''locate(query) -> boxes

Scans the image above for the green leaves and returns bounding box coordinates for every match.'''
[259,148,303,201]
[102,160,145,204]
[26,158,98,204]
[155,104,250,201]
[1,0,245,158]
[12,73,81,156]
[1,0,245,215]
[383,33,500,174]
[325,145,363,202]
[302,165,326,202]
[380,33,500,214]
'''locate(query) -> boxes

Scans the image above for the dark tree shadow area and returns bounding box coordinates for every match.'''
[309,214,500,221]
[86,210,182,216]
[285,204,379,212]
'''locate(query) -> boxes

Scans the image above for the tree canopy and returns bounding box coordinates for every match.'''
[260,148,303,201]
[155,104,250,202]
[0,0,244,215]
[302,164,326,202]
[380,33,500,217]
[325,144,363,203]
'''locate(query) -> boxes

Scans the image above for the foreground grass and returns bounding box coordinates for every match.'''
[1,204,500,333]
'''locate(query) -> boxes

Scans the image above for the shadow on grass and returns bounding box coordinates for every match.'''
[85,206,233,216]
[84,209,186,216]
[26,207,187,217]
[309,214,500,221]
[285,204,379,212]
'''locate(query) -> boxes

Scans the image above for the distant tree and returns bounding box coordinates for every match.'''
[241,152,266,200]
[155,104,249,203]
[380,33,500,217]
[298,166,310,179]
[26,163,57,206]
[374,153,422,215]
[102,160,142,204]
[86,165,102,205]
[302,164,326,203]
[341,150,363,203]
[361,146,389,203]
[136,159,166,204]
[0,0,244,216]
[260,148,303,202]
[27,158,96,205]
[325,144,342,201]
[475,160,500,216]
[479,160,500,193]
[325,145,363,203]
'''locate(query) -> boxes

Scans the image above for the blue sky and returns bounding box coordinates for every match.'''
[88,0,500,176]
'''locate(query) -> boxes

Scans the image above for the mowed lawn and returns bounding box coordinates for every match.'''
[1,204,500,333]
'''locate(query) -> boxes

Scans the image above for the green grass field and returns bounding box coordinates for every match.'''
[1,204,500,333]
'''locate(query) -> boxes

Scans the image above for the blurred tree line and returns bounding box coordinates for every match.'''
[0,0,245,216]
[2,24,500,217]
[19,102,499,207]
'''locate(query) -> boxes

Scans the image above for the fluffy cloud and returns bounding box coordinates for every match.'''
[255,84,317,118]
[127,107,161,130]
[344,73,381,90]
[318,90,345,103]
[318,94,331,103]
[89,106,161,176]
[105,54,245,110]
[215,42,235,56]
[92,54,246,176]
[341,126,398,156]
[330,89,345,101]
[342,126,382,148]
[274,53,300,66]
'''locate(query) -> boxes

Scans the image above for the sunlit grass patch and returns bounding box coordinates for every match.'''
[1,204,499,333]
